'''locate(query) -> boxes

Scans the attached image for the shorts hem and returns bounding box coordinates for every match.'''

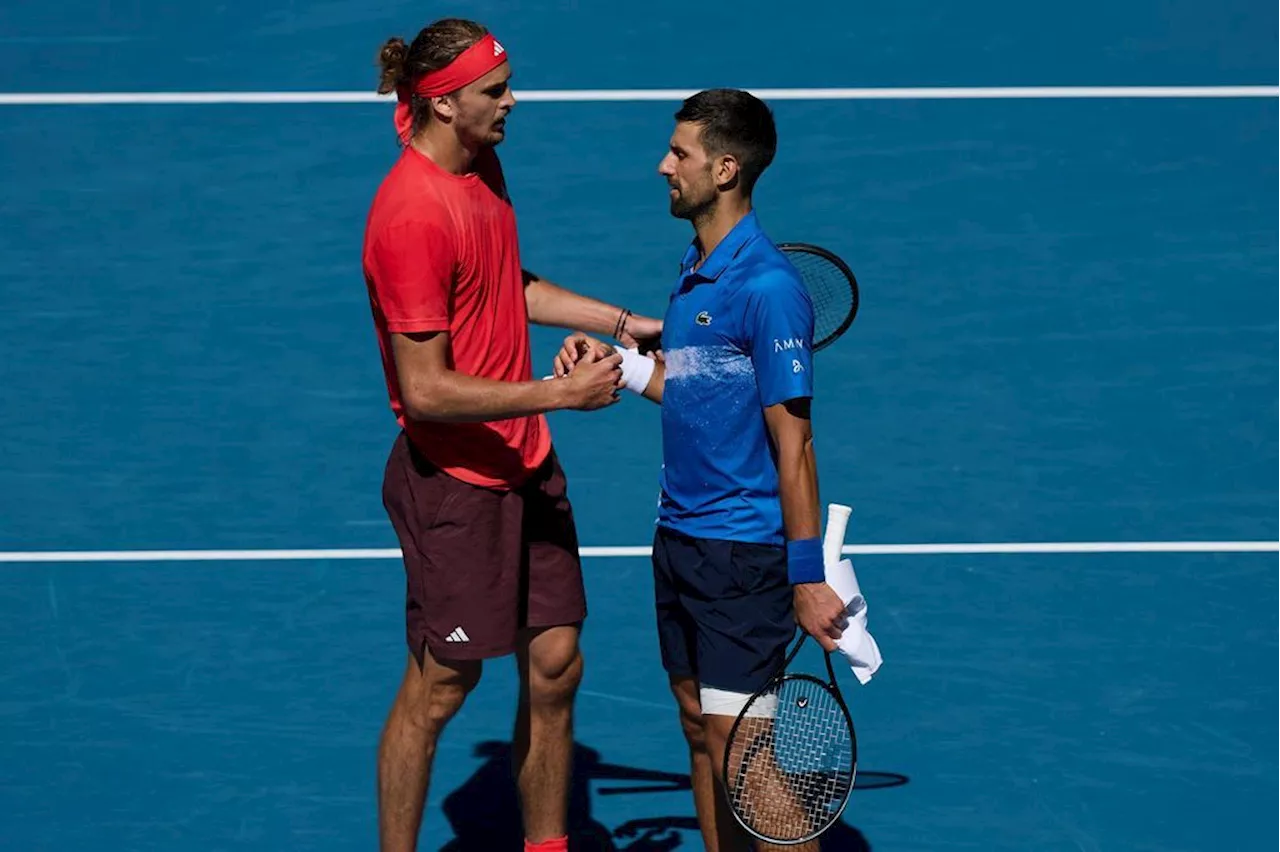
[523,612,587,632]
[696,674,770,695]
[420,639,518,662]
[660,659,696,680]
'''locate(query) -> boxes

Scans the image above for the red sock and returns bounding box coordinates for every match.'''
[524,836,569,852]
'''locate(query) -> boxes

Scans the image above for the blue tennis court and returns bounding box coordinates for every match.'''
[1,2,1277,850]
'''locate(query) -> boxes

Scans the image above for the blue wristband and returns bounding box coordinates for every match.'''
[785,537,825,585]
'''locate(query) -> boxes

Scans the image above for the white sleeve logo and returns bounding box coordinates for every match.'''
[792,359,804,373]
[773,337,807,352]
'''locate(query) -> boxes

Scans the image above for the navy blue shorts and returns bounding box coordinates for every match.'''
[651,525,797,694]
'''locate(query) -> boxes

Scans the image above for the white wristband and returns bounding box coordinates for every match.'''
[617,346,656,394]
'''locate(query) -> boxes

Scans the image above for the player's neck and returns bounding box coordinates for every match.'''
[410,125,479,175]
[693,196,752,265]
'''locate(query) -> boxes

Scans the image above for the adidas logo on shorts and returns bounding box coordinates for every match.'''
[445,626,470,643]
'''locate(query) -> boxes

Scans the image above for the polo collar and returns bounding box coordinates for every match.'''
[680,210,763,282]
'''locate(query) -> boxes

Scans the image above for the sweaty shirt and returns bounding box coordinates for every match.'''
[657,211,816,546]
[362,145,550,489]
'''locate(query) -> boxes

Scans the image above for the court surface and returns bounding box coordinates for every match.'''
[1,2,1277,850]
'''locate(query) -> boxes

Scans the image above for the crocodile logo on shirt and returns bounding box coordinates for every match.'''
[695,311,713,326]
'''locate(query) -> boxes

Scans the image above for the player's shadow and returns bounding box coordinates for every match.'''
[436,740,904,851]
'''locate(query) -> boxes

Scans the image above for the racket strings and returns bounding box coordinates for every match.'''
[785,250,856,347]
[726,677,855,841]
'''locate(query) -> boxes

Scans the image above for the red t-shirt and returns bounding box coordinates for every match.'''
[362,145,550,489]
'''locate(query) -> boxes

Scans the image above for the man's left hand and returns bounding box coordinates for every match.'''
[793,582,847,653]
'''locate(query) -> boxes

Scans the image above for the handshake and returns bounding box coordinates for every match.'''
[543,331,662,411]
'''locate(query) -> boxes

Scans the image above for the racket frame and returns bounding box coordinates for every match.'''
[777,242,860,351]
[721,631,859,846]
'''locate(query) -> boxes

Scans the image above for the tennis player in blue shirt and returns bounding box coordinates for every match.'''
[554,88,846,851]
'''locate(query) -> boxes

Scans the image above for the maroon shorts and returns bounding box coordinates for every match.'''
[381,431,586,665]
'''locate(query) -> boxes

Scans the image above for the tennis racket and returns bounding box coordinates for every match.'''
[778,243,859,352]
[722,503,858,846]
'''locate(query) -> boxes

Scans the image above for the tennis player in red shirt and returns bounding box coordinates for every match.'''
[361,17,662,852]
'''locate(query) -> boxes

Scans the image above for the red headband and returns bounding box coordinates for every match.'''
[394,33,509,142]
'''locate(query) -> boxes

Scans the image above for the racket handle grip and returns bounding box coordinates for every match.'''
[823,503,853,568]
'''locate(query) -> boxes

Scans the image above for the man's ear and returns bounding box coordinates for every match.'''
[429,94,457,121]
[714,153,741,192]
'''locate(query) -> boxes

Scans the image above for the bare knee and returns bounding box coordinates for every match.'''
[525,627,584,708]
[680,706,708,753]
[670,677,708,753]
[397,653,482,732]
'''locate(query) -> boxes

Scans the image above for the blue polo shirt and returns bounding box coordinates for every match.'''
[656,211,815,546]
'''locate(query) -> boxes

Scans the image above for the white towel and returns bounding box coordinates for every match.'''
[824,557,883,685]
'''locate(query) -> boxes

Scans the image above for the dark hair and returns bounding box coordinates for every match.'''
[674,89,778,195]
[376,18,489,138]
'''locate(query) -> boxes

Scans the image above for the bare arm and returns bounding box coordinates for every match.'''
[763,398,821,541]
[764,397,846,651]
[524,270,622,335]
[392,330,621,422]
[524,269,663,352]
[638,360,665,404]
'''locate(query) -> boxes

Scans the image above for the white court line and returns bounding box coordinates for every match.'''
[0,541,1275,563]
[0,86,1276,106]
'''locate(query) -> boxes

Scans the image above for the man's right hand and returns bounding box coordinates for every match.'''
[558,350,623,410]
[793,582,847,652]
